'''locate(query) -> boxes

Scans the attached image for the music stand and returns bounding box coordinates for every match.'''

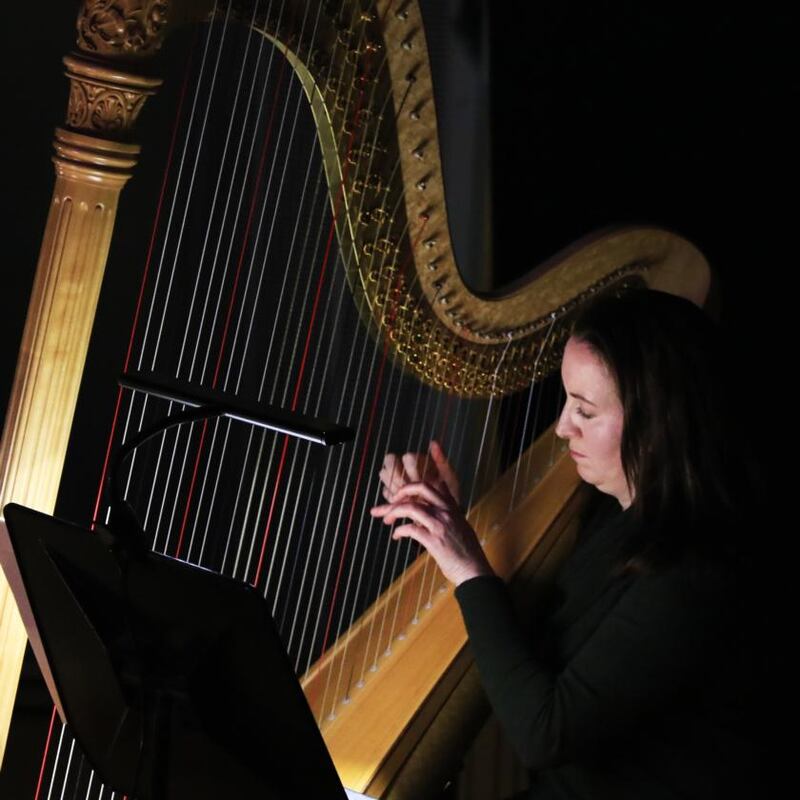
[1,503,350,799]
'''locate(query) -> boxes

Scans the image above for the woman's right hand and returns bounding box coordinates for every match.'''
[379,440,461,505]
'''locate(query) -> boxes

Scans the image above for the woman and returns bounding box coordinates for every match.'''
[371,289,762,799]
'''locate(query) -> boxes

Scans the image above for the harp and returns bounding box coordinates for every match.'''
[0,1,709,797]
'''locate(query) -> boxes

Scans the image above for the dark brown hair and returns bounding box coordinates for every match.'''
[571,288,749,569]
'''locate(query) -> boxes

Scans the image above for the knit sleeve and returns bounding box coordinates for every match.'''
[454,568,729,770]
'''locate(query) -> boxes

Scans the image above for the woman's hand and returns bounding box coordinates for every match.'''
[378,440,461,505]
[370,481,494,586]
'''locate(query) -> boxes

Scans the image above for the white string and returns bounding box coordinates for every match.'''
[186,415,223,561]
[176,0,268,381]
[238,434,280,580]
[510,313,557,509]
[136,5,230,375]
[112,5,225,560]
[465,335,514,513]
[45,721,66,800]
[423,392,470,607]
[201,2,329,586]
[298,70,420,682]
[120,5,233,563]
[83,767,94,799]
[57,738,76,800]
[269,444,313,614]
[326,333,423,706]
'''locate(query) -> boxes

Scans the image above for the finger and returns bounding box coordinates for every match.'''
[391,481,450,510]
[376,500,441,532]
[391,522,432,548]
[429,440,446,464]
[429,440,459,502]
[382,454,401,482]
[379,469,398,492]
[401,452,421,483]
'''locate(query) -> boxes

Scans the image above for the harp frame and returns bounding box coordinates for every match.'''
[0,0,709,794]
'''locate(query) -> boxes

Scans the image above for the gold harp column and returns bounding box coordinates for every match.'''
[0,0,170,764]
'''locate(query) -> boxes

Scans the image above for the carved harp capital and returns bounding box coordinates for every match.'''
[63,53,161,136]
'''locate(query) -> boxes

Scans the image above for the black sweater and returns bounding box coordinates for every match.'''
[455,496,761,799]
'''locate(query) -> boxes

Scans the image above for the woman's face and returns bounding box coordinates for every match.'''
[555,337,631,508]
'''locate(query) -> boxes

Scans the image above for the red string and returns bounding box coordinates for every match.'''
[314,203,432,651]
[250,220,337,587]
[249,58,372,587]
[32,705,57,800]
[313,199,432,652]
[90,38,197,529]
[439,392,454,444]
[174,48,290,561]
[318,336,390,653]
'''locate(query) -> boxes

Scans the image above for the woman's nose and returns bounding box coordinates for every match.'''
[555,405,573,440]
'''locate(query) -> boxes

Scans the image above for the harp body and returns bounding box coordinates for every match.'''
[0,1,709,796]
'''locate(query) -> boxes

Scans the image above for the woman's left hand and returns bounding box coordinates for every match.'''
[370,481,494,586]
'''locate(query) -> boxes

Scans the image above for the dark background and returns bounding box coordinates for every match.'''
[1,0,793,794]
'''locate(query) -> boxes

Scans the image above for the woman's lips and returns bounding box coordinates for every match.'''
[570,450,586,459]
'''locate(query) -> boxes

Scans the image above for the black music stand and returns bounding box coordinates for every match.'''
[1,503,349,800]
[0,375,356,799]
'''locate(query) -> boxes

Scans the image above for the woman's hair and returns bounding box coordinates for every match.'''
[571,288,751,568]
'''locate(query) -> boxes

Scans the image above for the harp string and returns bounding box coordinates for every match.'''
[304,3,454,652]
[406,391,446,620]
[84,768,94,798]
[118,2,234,562]
[44,722,66,800]
[360,350,473,678]
[372,293,456,654]
[58,738,76,800]
[246,2,385,594]
[33,706,58,800]
[172,8,299,562]
[140,0,296,568]
[414,392,491,621]
[90,6,222,538]
[466,336,514,514]
[302,288,422,688]
[312,210,449,714]
[421,389,468,609]
[309,176,426,639]
[548,381,566,472]
[276,34,421,670]
[285,278,395,672]
[184,2,328,565]
[137,4,233,377]
[319,283,441,717]
[256,238,346,607]
[262,26,378,629]
[290,28,403,606]
[457,339,513,587]
[221,143,333,584]
[175,6,265,382]
[341,284,442,645]
[511,314,557,510]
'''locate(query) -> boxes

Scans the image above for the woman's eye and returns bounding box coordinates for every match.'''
[576,407,594,420]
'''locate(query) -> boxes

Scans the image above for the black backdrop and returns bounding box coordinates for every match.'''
[1,1,792,794]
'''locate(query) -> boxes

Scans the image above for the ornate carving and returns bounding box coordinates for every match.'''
[77,0,169,56]
[67,79,150,132]
[63,54,161,136]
